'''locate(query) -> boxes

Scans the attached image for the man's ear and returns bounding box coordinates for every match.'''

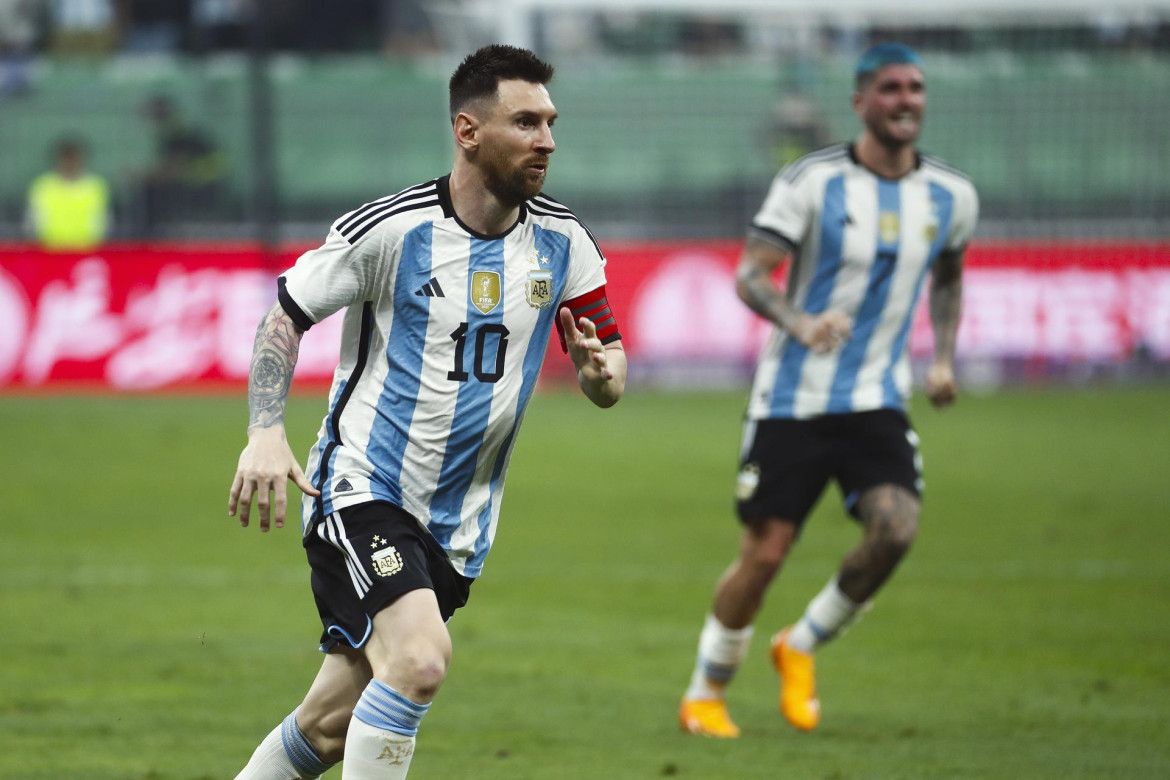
[453,112,479,152]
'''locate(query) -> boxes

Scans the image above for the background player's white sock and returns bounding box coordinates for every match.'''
[684,613,754,700]
[342,680,429,779]
[237,709,334,779]
[787,577,865,653]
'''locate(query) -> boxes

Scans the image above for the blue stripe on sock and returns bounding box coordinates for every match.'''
[805,617,832,642]
[701,660,737,683]
[353,680,431,737]
[280,709,333,777]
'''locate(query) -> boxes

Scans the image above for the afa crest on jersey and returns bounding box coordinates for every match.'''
[525,269,553,308]
[471,271,501,314]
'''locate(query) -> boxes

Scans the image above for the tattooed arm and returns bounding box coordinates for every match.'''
[228,303,320,532]
[735,236,852,354]
[925,249,964,408]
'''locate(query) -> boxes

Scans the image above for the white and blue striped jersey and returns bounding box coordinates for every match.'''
[746,144,978,420]
[278,175,613,578]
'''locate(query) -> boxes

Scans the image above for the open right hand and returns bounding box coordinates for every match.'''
[228,426,320,532]
[793,311,853,354]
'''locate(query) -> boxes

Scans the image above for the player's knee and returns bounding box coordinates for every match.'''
[741,520,796,577]
[873,513,918,559]
[375,645,450,703]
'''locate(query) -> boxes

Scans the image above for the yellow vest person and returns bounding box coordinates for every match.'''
[26,139,111,251]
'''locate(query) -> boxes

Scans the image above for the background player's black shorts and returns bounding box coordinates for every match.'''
[303,501,474,651]
[735,409,922,527]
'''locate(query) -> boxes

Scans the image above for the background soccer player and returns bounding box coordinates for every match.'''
[227,45,626,778]
[678,42,978,738]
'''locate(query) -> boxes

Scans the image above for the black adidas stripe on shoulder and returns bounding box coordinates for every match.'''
[338,181,439,243]
[530,193,572,213]
[780,144,849,185]
[527,195,604,259]
[337,180,436,234]
[345,197,440,244]
[920,154,974,184]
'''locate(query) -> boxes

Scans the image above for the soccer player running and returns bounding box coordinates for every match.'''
[227,45,626,778]
[679,43,978,738]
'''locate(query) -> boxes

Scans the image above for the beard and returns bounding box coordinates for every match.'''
[480,146,548,207]
[866,112,921,150]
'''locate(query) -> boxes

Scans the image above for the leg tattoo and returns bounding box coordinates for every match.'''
[837,486,919,603]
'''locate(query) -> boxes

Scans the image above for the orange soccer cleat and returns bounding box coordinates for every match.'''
[771,627,821,731]
[678,698,741,738]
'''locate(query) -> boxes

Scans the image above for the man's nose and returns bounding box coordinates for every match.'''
[536,123,555,153]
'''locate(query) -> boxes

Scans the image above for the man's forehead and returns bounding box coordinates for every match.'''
[872,63,925,86]
[495,79,555,111]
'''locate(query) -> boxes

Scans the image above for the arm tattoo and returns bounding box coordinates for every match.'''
[735,240,799,332]
[929,251,964,362]
[248,303,304,431]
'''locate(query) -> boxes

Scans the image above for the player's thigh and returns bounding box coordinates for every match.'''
[365,588,452,691]
[735,417,833,529]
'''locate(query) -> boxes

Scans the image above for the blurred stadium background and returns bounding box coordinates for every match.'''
[2,3,1169,778]
[2,0,1169,240]
[1,0,1168,391]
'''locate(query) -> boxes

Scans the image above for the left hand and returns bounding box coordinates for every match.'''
[559,306,613,383]
[925,361,958,408]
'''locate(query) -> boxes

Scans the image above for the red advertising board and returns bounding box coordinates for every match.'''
[1,241,1168,391]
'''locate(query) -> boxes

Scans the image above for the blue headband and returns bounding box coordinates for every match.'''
[855,43,923,79]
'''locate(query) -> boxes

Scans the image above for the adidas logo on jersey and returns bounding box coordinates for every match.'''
[335,478,353,492]
[414,277,445,297]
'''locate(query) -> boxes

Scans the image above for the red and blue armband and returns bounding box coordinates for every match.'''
[556,285,621,353]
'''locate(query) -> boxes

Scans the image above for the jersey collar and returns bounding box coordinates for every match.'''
[436,174,528,240]
[847,143,922,180]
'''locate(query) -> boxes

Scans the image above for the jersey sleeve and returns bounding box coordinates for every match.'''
[945,180,980,254]
[555,222,621,350]
[277,219,392,331]
[747,170,810,253]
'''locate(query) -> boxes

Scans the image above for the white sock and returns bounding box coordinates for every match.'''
[684,613,754,700]
[787,577,865,653]
[237,709,334,779]
[342,680,429,779]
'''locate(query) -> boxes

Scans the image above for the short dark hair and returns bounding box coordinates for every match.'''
[448,44,554,123]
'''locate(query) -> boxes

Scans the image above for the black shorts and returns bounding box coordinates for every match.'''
[735,409,922,527]
[304,501,474,651]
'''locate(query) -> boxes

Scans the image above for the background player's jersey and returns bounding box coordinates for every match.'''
[746,144,978,421]
[279,175,616,578]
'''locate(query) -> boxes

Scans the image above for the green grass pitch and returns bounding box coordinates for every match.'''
[1,386,1168,779]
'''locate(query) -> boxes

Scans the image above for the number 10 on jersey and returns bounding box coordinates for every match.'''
[447,322,510,383]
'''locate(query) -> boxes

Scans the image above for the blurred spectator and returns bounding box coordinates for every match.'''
[47,0,118,55]
[190,0,249,51]
[380,0,438,59]
[678,15,743,57]
[764,91,834,169]
[135,94,228,231]
[118,0,189,53]
[0,0,40,96]
[25,136,112,250]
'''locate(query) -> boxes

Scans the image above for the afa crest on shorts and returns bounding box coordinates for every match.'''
[371,545,404,578]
